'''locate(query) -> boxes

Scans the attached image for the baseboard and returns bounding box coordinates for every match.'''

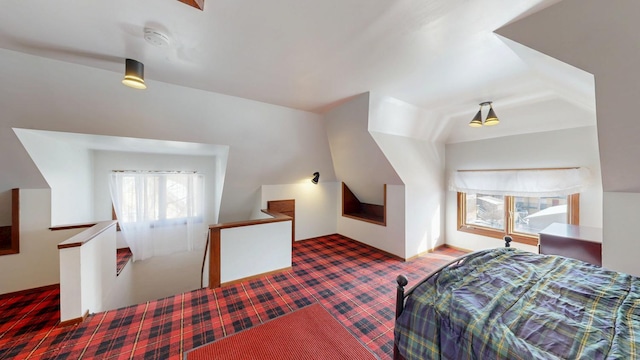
[59,309,89,327]
[0,283,59,300]
[220,266,293,287]
[334,234,405,261]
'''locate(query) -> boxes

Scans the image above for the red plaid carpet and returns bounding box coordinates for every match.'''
[0,234,464,359]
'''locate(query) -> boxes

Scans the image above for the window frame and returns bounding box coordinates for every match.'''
[457,192,579,246]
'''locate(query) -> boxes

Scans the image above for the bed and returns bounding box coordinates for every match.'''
[394,242,640,360]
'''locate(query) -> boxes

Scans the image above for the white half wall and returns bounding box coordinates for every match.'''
[445,126,602,252]
[59,223,118,322]
[220,221,292,284]
[0,189,84,295]
[260,182,338,241]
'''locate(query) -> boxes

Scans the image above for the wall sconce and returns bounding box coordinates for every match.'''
[469,101,499,127]
[122,59,147,90]
[311,172,320,184]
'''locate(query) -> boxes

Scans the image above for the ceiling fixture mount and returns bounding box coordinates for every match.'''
[122,59,146,90]
[469,101,499,127]
[177,0,204,11]
[144,28,171,47]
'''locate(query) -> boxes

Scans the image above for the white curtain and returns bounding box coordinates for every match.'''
[448,168,591,197]
[109,172,207,261]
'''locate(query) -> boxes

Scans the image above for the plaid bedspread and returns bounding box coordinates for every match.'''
[394,248,640,359]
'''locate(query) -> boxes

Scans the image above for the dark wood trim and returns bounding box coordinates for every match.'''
[177,0,204,10]
[539,223,602,266]
[50,223,98,231]
[220,266,293,287]
[341,182,386,226]
[201,231,210,288]
[456,192,577,247]
[209,212,292,231]
[59,309,89,327]
[0,283,59,300]
[209,228,221,289]
[569,193,580,225]
[208,211,293,289]
[11,188,18,253]
[57,221,118,249]
[0,188,20,256]
[267,199,295,243]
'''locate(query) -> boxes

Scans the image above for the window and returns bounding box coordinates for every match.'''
[457,192,579,245]
[110,171,206,261]
[115,172,204,227]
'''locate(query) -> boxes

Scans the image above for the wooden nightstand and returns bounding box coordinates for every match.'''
[538,223,602,266]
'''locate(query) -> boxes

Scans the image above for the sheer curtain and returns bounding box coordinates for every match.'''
[109,171,206,261]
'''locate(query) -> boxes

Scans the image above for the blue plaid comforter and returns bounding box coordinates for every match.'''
[394,248,640,359]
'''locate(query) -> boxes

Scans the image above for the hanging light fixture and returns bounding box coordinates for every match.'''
[311,172,320,184]
[469,106,483,127]
[122,59,146,90]
[468,101,500,127]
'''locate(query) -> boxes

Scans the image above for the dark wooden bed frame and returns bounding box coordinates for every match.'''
[393,236,513,360]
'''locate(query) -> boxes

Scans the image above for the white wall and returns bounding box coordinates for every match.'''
[496,0,640,275]
[337,185,406,257]
[14,129,94,226]
[324,93,402,204]
[0,48,336,224]
[260,182,338,241]
[602,193,640,276]
[445,126,602,252]
[368,95,447,258]
[220,221,292,284]
[0,189,84,295]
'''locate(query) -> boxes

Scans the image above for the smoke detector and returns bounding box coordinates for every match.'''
[144,28,171,47]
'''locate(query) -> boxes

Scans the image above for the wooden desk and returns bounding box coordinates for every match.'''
[538,223,602,266]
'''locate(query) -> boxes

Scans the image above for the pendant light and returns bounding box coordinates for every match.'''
[468,101,500,127]
[122,59,146,90]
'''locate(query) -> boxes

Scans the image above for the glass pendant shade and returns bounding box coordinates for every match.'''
[122,59,147,89]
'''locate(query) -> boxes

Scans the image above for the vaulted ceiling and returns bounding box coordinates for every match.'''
[0,0,594,144]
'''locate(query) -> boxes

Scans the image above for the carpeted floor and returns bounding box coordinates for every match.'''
[116,247,132,276]
[0,234,464,359]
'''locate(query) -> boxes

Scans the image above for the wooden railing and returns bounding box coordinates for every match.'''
[207,210,292,288]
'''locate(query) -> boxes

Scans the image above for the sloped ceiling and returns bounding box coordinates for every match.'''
[496,0,639,192]
[0,0,596,144]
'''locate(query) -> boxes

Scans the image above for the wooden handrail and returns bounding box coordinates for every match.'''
[208,210,292,289]
[57,221,118,249]
[50,222,98,231]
